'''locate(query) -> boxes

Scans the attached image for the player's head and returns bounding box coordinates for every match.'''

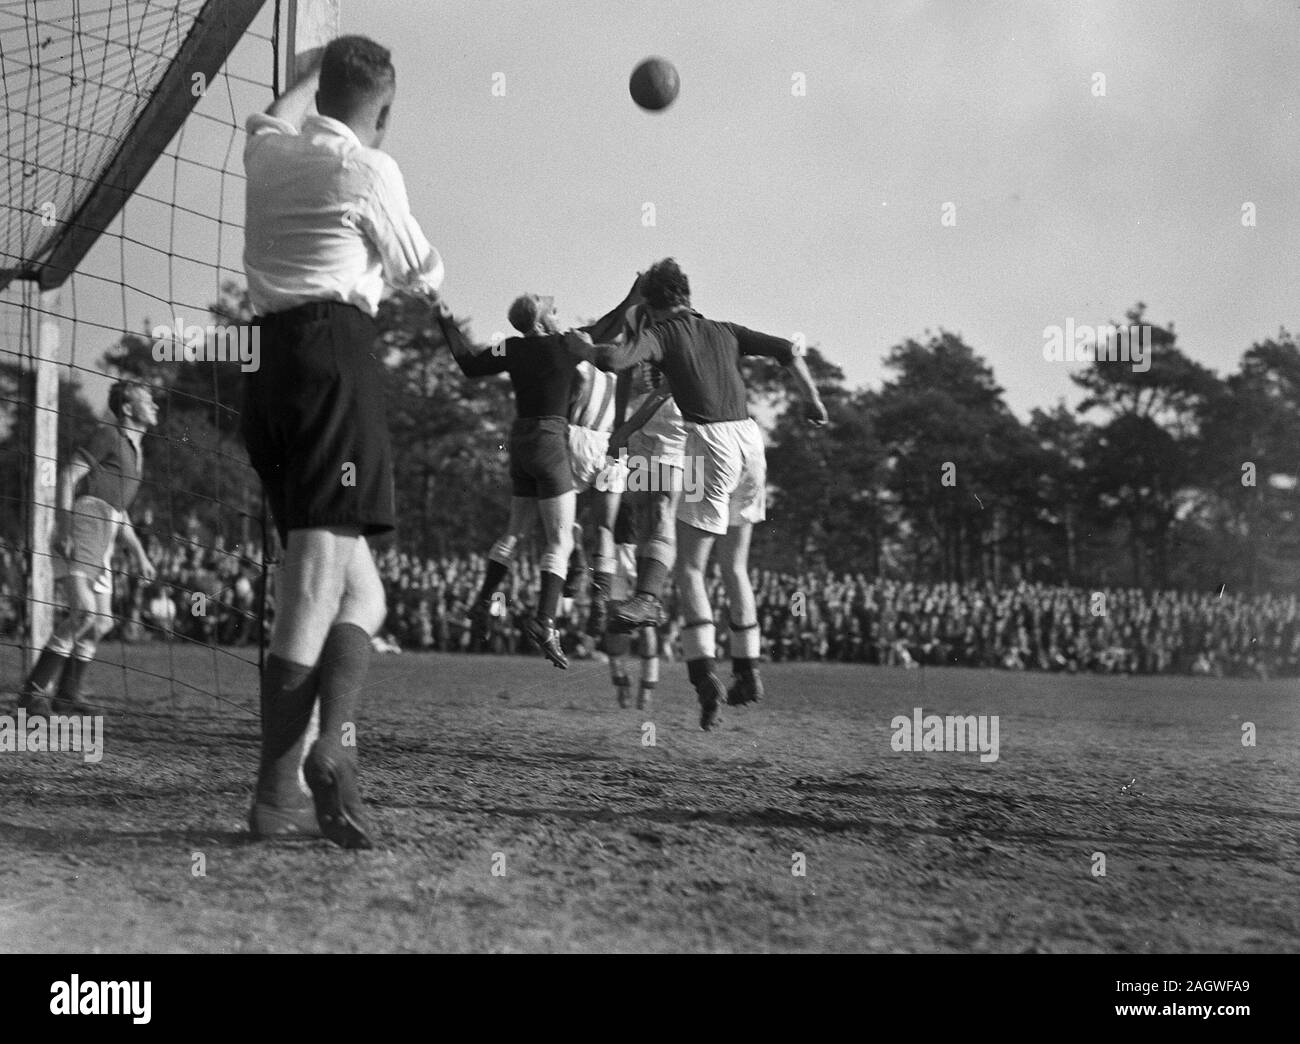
[316,36,396,148]
[109,381,158,429]
[508,293,559,335]
[644,258,690,312]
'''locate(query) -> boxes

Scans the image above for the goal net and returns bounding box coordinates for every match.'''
[1,0,286,716]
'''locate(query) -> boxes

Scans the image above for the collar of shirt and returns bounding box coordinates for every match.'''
[300,113,364,149]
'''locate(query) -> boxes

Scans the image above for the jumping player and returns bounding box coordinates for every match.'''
[18,382,159,715]
[562,354,619,624]
[442,291,634,669]
[592,259,827,729]
[241,36,445,847]
[604,504,659,710]
[605,355,688,639]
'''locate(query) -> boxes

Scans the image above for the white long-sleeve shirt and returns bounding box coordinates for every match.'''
[242,112,444,317]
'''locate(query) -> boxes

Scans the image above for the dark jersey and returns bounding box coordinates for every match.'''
[454,331,593,419]
[594,311,795,424]
[76,422,143,511]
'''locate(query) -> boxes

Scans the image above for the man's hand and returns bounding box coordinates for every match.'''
[805,397,829,427]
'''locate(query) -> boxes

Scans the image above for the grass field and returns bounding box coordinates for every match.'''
[1,642,1297,953]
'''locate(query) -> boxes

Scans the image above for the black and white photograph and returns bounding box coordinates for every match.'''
[0,0,1296,993]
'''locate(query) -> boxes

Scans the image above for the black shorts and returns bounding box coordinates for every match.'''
[241,301,395,544]
[509,416,572,499]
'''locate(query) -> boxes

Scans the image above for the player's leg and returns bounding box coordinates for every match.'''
[675,521,725,729]
[586,487,621,637]
[637,622,659,711]
[605,629,633,707]
[671,422,741,728]
[564,518,589,598]
[610,473,681,631]
[471,496,538,645]
[719,419,769,705]
[717,521,764,706]
[523,489,575,668]
[21,499,115,713]
[252,525,358,839]
[301,532,386,849]
[53,578,115,713]
[20,572,98,714]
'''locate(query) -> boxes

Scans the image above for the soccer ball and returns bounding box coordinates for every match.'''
[629,57,679,111]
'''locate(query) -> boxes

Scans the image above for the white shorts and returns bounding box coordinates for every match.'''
[568,424,611,493]
[54,495,124,596]
[676,418,767,535]
[628,396,687,469]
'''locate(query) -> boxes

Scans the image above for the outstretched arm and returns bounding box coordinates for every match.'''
[787,353,828,426]
[429,295,508,377]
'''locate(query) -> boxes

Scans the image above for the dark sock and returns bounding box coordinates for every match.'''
[636,557,669,599]
[28,646,68,690]
[316,623,372,762]
[56,657,90,702]
[256,654,317,807]
[687,657,717,687]
[732,656,756,679]
[591,570,612,598]
[539,571,565,622]
[478,561,509,603]
[568,542,588,576]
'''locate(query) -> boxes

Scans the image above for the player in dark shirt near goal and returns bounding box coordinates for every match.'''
[436,289,633,669]
[593,259,827,729]
[18,382,159,715]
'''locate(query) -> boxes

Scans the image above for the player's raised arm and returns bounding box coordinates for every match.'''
[263,48,322,123]
[726,322,828,426]
[429,295,507,376]
[581,272,647,344]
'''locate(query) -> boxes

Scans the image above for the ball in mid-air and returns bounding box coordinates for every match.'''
[629,57,679,111]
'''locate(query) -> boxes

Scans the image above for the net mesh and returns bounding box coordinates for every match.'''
[0,0,281,714]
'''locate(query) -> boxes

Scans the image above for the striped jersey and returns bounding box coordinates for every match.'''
[569,360,618,433]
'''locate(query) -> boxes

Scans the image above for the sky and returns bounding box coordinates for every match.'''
[18,0,1300,418]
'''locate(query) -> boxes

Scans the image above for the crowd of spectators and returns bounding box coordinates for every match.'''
[2,543,1297,679]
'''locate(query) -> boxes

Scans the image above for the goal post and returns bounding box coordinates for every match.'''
[24,288,59,671]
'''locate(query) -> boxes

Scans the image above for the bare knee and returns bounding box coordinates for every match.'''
[342,568,387,636]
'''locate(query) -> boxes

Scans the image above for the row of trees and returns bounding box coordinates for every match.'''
[2,287,1296,593]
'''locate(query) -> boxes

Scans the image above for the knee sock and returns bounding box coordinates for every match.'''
[684,620,717,687]
[635,556,670,600]
[567,540,588,578]
[687,656,717,687]
[256,654,317,807]
[730,620,761,677]
[55,655,92,703]
[315,623,371,762]
[27,642,71,691]
[538,572,565,624]
[478,561,510,603]
[479,537,517,602]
